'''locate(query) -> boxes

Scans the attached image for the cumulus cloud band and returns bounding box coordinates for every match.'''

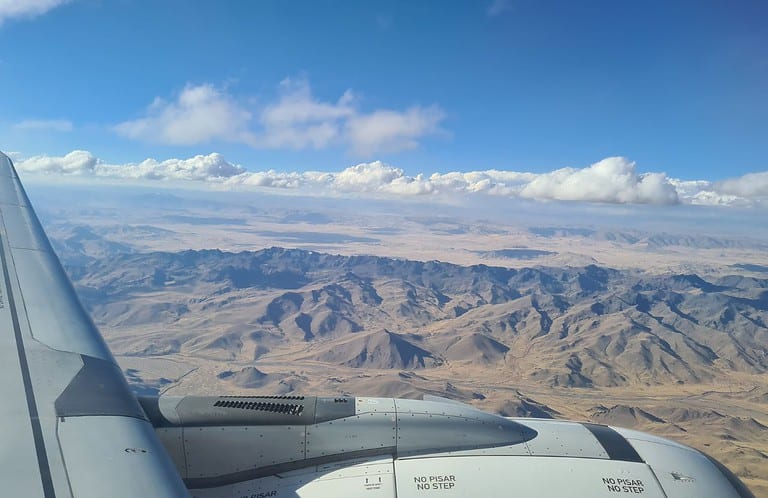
[11,151,766,207]
[16,150,245,181]
[113,79,446,156]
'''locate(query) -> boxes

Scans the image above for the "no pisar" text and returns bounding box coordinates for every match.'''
[603,477,644,494]
[414,475,457,491]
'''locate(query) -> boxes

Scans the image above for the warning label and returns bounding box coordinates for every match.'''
[602,477,645,494]
[364,477,383,491]
[414,475,456,491]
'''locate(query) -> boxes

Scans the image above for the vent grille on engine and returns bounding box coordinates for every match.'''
[218,395,305,400]
[214,399,305,416]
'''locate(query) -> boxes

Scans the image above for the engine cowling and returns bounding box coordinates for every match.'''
[138,395,754,498]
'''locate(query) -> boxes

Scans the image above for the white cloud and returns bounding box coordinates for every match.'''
[345,106,445,156]
[0,0,68,25]
[520,157,679,205]
[255,78,354,149]
[114,84,254,145]
[13,150,768,208]
[114,79,446,156]
[427,170,536,195]
[714,172,768,198]
[17,150,98,174]
[668,178,712,199]
[686,190,749,207]
[262,79,355,127]
[228,169,320,189]
[667,174,768,208]
[16,150,245,181]
[333,161,404,191]
[14,119,73,132]
[118,153,246,180]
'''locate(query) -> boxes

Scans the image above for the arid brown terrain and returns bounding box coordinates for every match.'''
[28,183,767,495]
[54,242,768,495]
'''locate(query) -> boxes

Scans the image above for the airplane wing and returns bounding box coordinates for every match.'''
[0,152,189,497]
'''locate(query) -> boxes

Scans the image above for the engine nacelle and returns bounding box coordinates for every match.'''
[138,395,754,498]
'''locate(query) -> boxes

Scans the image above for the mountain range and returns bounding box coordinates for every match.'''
[49,237,768,493]
[66,246,768,388]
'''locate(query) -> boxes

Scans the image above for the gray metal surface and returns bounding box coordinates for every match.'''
[151,395,537,489]
[394,398,536,456]
[55,355,147,418]
[12,245,113,360]
[0,151,189,497]
[394,455,664,498]
[58,416,191,497]
[175,415,756,497]
[153,408,758,497]
[140,395,337,427]
[156,428,188,479]
[582,422,644,462]
[615,427,753,498]
[306,412,397,457]
[520,419,610,459]
[190,457,397,498]
[185,425,306,478]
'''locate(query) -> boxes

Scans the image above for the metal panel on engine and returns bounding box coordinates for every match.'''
[395,455,664,498]
[184,425,306,479]
[521,419,610,459]
[156,427,187,479]
[306,412,396,459]
[617,429,747,498]
[394,398,536,455]
[190,457,396,498]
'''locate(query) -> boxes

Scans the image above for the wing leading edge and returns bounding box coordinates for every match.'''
[0,152,189,498]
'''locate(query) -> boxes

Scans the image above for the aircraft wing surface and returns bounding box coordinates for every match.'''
[0,152,189,497]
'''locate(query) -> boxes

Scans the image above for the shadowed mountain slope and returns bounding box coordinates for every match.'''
[68,247,768,389]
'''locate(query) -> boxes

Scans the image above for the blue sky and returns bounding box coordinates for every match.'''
[0,1,766,200]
